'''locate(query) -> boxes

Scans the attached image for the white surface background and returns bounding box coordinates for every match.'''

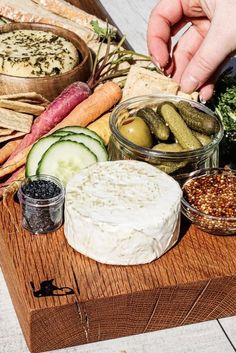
[1,0,236,352]
[102,0,158,54]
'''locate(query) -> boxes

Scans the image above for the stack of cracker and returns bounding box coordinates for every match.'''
[0,92,49,144]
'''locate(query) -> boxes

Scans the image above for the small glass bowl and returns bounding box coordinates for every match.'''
[109,95,224,183]
[181,168,236,235]
[17,174,65,235]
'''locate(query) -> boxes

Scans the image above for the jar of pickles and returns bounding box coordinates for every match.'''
[108,95,224,183]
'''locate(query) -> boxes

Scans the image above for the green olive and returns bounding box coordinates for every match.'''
[119,116,152,148]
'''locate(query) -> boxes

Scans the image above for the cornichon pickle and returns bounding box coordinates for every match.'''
[176,101,219,135]
[159,102,202,150]
[157,161,188,174]
[152,143,184,152]
[136,107,170,141]
[192,131,213,146]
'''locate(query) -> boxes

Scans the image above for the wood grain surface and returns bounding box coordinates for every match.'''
[1,266,235,353]
[0,196,236,353]
[1,1,236,353]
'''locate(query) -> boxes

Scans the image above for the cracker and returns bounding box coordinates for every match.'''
[17,99,48,107]
[0,99,45,115]
[0,127,14,136]
[0,131,25,143]
[122,65,179,101]
[0,107,33,133]
[0,92,49,105]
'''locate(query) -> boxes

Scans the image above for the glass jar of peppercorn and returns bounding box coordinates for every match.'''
[18,174,65,234]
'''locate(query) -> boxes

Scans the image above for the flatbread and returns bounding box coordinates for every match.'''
[0,0,95,42]
[32,0,116,33]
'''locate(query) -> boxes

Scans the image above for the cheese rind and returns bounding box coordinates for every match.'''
[0,29,79,77]
[64,161,182,265]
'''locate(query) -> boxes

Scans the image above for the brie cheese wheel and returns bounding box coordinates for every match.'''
[64,161,182,265]
[0,29,79,77]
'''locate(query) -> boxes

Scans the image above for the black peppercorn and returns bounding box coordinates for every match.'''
[18,175,64,235]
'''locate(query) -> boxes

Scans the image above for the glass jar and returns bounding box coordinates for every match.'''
[181,168,236,235]
[18,174,65,234]
[108,95,224,183]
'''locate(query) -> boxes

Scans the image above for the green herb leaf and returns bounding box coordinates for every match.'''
[211,67,236,131]
[90,20,117,40]
[209,67,236,167]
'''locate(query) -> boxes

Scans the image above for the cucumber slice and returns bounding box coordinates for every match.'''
[37,140,97,185]
[60,133,108,162]
[52,126,104,144]
[25,135,61,177]
[52,131,74,137]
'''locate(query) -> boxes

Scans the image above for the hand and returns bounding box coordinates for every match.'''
[147,0,236,100]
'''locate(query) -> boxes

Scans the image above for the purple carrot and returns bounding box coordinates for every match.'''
[8,81,91,160]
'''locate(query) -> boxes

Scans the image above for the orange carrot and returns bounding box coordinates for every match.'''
[50,81,122,131]
[0,166,25,199]
[0,139,22,165]
[0,146,31,179]
[0,81,122,180]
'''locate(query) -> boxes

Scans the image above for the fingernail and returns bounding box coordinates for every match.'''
[151,56,164,72]
[199,95,206,104]
[181,75,199,93]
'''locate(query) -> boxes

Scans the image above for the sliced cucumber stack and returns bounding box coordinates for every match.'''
[25,126,108,185]
[60,133,108,162]
[25,135,61,177]
[52,126,104,144]
[37,140,97,185]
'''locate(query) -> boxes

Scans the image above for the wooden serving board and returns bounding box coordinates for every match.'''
[0,1,236,352]
[0,197,236,353]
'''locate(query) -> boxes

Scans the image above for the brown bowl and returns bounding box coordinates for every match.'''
[0,22,92,101]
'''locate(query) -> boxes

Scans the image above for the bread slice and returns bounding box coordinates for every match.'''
[0,0,94,42]
[32,0,116,33]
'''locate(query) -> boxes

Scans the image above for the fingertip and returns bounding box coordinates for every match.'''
[180,74,200,93]
[199,84,214,102]
[164,59,175,76]
[148,40,170,68]
[147,1,178,69]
